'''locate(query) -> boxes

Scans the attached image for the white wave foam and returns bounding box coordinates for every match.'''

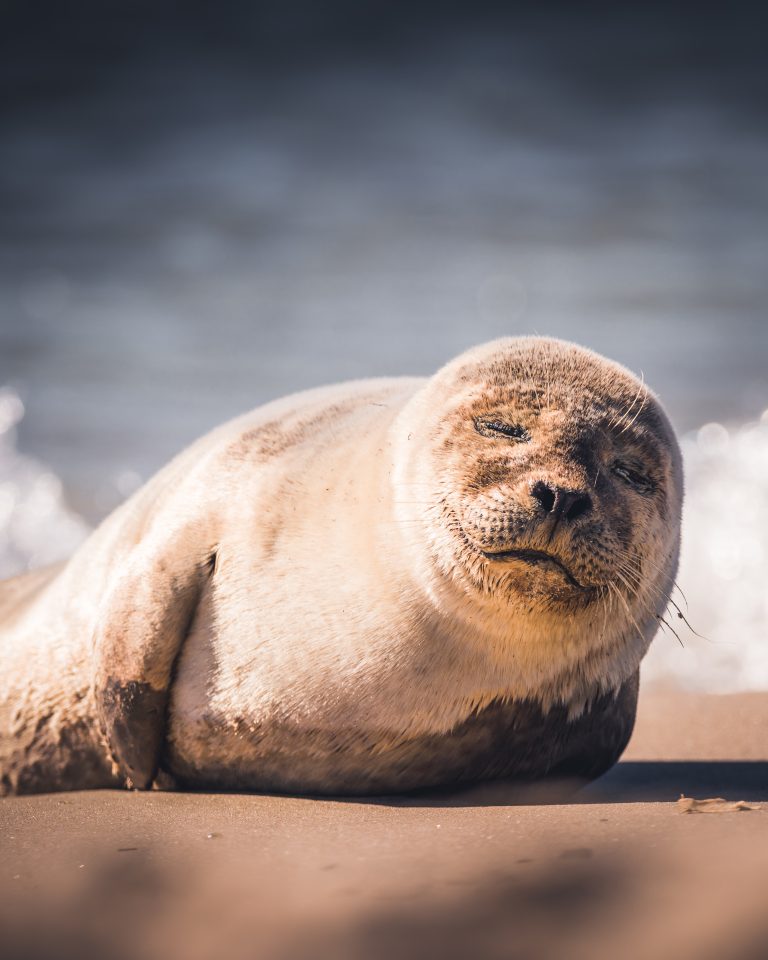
[0,388,90,579]
[643,413,768,692]
[1,387,766,692]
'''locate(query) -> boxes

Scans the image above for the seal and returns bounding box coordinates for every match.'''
[0,337,683,795]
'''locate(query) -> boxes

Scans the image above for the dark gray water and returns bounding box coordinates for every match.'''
[2,6,766,519]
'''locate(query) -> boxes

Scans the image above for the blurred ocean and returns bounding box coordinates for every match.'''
[1,5,766,690]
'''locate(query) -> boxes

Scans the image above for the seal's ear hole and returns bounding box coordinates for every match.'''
[206,551,218,576]
[474,418,531,443]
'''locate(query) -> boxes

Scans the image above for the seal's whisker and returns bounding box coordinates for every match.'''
[611,560,644,596]
[619,574,703,645]
[612,563,682,628]
[609,371,644,432]
[672,580,690,611]
[610,563,694,644]
[656,613,685,648]
[619,393,650,437]
[665,597,710,642]
[619,555,700,634]
[608,583,646,646]
[617,375,649,436]
[621,552,677,595]
[614,556,644,584]
[655,616,674,644]
[595,585,613,643]
[626,550,691,613]
[611,569,639,598]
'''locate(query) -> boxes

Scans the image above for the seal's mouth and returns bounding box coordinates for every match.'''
[481,547,587,591]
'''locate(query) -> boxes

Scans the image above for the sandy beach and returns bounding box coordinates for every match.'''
[3,687,768,960]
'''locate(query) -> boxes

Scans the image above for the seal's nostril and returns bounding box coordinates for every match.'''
[563,492,592,522]
[530,482,592,522]
[530,480,557,514]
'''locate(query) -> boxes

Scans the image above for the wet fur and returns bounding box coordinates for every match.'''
[0,338,682,795]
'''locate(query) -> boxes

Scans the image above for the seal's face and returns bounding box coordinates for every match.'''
[400,338,682,628]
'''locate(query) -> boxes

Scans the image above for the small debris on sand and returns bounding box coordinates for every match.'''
[677,796,760,814]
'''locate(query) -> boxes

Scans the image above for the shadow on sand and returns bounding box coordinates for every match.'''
[580,760,768,804]
[360,761,768,808]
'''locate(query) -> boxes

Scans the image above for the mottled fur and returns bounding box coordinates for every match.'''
[0,338,682,795]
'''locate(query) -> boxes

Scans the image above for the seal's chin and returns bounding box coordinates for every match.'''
[481,547,592,595]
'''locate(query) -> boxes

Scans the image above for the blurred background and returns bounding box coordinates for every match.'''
[1,1,767,686]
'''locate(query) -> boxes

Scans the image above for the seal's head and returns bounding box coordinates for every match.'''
[393,337,683,702]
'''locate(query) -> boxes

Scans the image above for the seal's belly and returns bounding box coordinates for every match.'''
[163,681,637,795]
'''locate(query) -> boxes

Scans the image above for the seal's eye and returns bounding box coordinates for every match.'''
[474,418,530,442]
[612,461,655,494]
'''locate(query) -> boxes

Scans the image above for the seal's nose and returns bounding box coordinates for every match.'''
[530,480,593,522]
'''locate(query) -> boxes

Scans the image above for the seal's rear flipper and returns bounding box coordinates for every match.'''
[93,524,216,789]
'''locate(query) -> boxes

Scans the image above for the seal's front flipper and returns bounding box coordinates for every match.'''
[93,524,216,789]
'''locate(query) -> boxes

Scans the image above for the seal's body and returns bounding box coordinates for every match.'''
[0,338,682,795]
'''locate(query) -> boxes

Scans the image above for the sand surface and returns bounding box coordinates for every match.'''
[3,689,768,960]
